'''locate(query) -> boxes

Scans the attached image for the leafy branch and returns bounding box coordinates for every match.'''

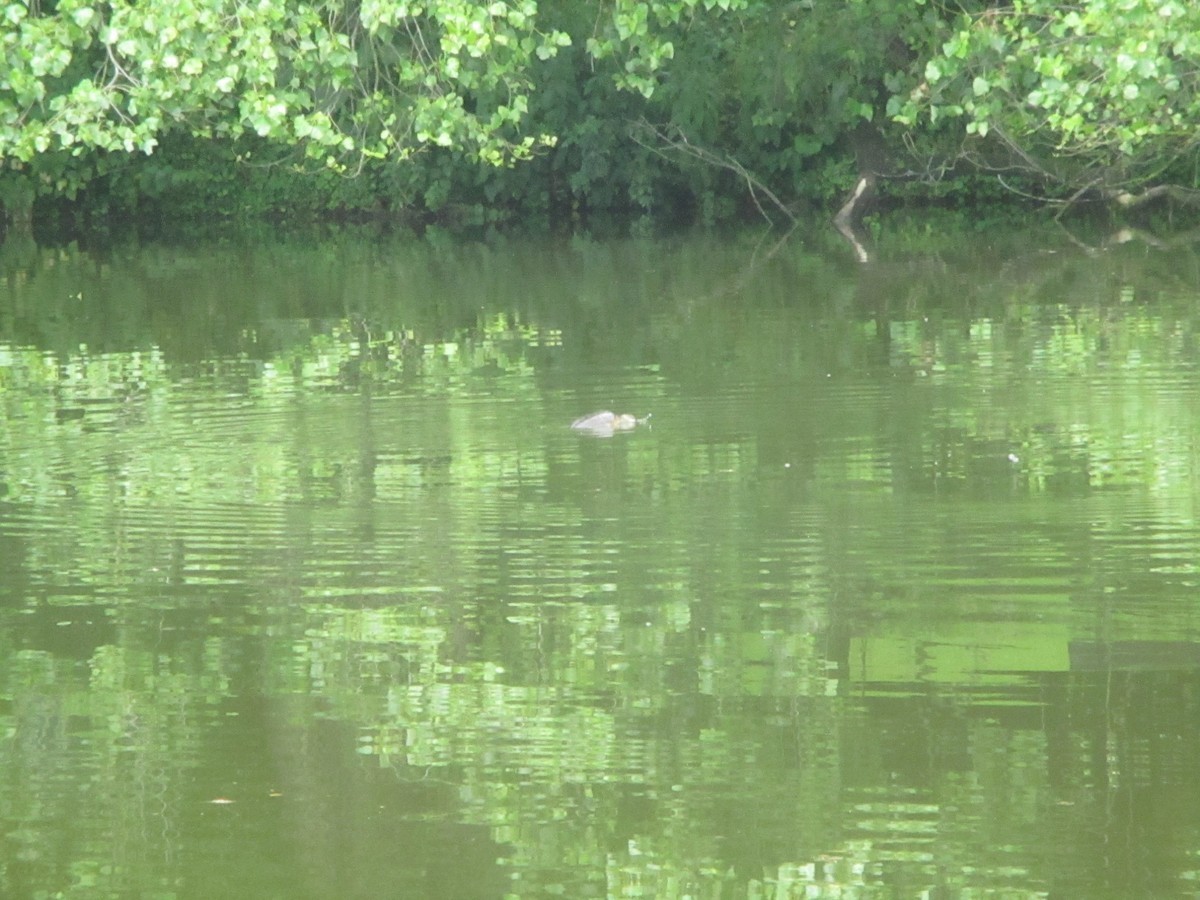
[629,119,795,225]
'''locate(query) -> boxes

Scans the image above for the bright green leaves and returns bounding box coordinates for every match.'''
[586,0,746,98]
[894,0,1200,185]
[614,3,650,41]
[0,0,573,199]
[534,31,570,61]
[16,0,1191,219]
[70,7,95,29]
[242,94,291,139]
[324,0,569,163]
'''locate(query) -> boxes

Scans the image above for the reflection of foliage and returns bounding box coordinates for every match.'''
[1,646,209,897]
[4,232,1200,896]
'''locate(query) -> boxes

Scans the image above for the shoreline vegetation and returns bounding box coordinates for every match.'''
[3,1,1200,240]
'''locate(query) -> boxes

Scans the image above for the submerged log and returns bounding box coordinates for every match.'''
[833,174,876,263]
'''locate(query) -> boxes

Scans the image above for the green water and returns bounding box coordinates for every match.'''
[2,224,1199,898]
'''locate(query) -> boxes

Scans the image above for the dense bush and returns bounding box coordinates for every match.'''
[3,0,1199,230]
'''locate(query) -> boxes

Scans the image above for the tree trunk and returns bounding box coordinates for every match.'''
[1,174,36,238]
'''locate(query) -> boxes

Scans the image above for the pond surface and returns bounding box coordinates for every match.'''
[2,221,1200,898]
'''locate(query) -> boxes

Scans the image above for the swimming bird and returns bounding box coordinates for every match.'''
[570,411,650,437]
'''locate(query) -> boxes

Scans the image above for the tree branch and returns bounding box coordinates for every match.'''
[629,119,796,225]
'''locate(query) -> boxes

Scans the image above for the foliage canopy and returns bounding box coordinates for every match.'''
[2,0,1200,226]
[895,0,1200,203]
